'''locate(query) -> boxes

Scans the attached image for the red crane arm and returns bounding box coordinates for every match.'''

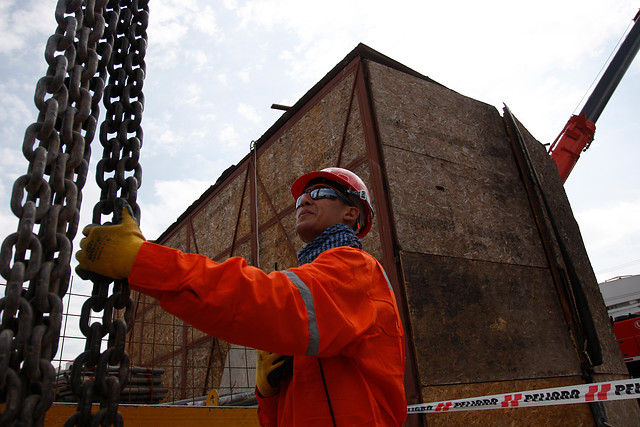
[548,114,596,183]
[548,10,640,183]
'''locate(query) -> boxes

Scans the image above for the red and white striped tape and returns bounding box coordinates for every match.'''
[407,378,640,414]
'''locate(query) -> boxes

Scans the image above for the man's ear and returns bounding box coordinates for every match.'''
[344,206,360,224]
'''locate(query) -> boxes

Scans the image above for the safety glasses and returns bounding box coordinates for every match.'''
[295,187,352,209]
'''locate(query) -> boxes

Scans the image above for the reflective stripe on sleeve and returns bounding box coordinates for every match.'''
[380,267,393,291]
[282,270,320,356]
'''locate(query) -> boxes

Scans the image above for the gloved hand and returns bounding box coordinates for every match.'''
[76,199,145,280]
[256,350,293,397]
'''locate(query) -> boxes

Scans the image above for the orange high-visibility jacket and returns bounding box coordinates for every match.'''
[128,242,407,426]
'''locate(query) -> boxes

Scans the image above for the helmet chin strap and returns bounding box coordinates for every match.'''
[353,217,361,234]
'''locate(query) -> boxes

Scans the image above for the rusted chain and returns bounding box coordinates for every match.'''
[0,0,148,425]
[67,0,148,426]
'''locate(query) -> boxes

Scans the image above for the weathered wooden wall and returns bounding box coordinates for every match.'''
[364,58,637,425]
[126,44,638,425]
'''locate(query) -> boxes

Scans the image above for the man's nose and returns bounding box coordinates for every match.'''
[296,193,313,209]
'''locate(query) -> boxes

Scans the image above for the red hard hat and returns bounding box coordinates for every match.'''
[291,167,374,238]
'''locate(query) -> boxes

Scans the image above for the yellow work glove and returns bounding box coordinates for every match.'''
[256,350,293,398]
[76,200,145,280]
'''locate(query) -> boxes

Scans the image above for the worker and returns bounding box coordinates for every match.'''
[76,167,407,426]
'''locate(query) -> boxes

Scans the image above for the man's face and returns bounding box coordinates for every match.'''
[295,184,356,243]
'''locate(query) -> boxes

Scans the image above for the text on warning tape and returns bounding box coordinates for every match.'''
[407,378,640,414]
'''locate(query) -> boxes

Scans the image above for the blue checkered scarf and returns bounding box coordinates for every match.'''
[297,224,362,266]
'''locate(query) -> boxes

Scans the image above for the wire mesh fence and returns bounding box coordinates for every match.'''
[0,277,257,408]
[125,289,257,405]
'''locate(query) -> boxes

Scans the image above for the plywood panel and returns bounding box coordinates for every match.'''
[401,251,579,385]
[366,60,514,173]
[384,143,547,266]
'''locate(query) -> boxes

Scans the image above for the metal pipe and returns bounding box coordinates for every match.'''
[165,390,257,406]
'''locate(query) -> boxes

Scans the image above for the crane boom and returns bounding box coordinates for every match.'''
[549,10,640,182]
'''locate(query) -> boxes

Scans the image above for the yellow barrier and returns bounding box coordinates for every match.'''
[45,403,260,426]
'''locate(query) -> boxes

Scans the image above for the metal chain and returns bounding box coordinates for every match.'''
[65,1,148,426]
[0,0,147,426]
[0,0,107,424]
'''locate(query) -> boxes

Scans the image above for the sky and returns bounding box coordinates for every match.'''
[1,0,639,363]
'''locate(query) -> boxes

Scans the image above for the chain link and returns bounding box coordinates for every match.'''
[67,0,148,426]
[0,0,148,425]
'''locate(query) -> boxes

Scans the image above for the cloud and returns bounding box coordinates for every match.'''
[140,178,212,239]
[0,209,18,245]
[0,146,28,241]
[142,116,183,156]
[0,83,34,133]
[223,0,239,9]
[575,200,640,281]
[0,0,56,54]
[156,129,184,154]
[0,146,25,181]
[232,0,638,134]
[186,50,214,73]
[218,123,240,148]
[238,68,251,83]
[147,0,224,49]
[216,73,229,87]
[178,82,205,106]
[237,103,261,123]
[199,112,217,122]
[148,19,190,49]
[192,5,222,39]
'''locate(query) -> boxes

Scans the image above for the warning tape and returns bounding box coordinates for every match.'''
[407,378,640,414]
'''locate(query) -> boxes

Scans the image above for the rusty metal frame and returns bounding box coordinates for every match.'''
[231,165,251,258]
[249,155,259,266]
[355,56,423,424]
[336,61,360,167]
[255,172,298,260]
